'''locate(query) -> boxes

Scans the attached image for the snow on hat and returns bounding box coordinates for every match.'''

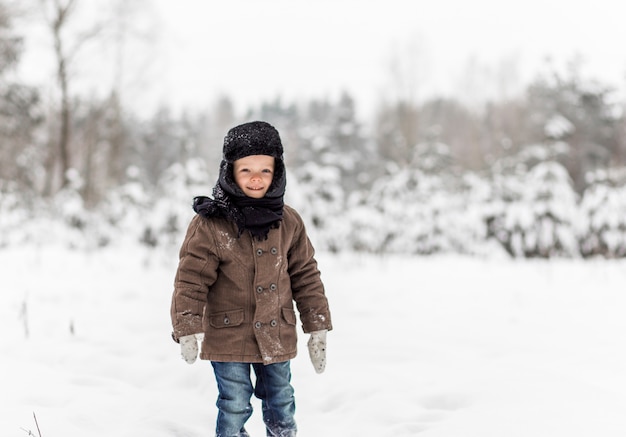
[223,121,284,163]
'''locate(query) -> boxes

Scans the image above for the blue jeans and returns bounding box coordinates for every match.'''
[211,361,297,437]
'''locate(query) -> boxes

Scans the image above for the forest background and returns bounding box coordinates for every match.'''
[2,0,626,259]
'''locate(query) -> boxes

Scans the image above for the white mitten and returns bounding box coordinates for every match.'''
[179,333,203,364]
[307,330,327,374]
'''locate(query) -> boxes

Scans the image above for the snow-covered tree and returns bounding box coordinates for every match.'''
[578,179,626,258]
[342,139,492,255]
[0,180,28,247]
[526,64,621,191]
[500,161,580,257]
[345,167,454,255]
[96,165,151,247]
[152,157,213,247]
[288,163,347,253]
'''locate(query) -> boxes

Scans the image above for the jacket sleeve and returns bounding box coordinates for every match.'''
[287,210,333,334]
[170,215,219,341]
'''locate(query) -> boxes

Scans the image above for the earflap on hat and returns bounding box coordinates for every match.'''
[223,121,284,163]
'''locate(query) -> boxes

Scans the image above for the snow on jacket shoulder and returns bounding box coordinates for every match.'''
[170,204,332,364]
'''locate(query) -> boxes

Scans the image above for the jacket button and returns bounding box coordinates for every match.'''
[256,249,263,256]
[256,285,264,293]
[270,320,277,327]
[270,247,278,255]
[224,317,230,325]
[255,321,262,329]
[269,283,277,291]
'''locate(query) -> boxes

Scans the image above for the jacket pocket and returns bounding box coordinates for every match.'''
[209,309,244,328]
[281,307,297,326]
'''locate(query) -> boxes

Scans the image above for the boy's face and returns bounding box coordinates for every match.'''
[233,155,275,198]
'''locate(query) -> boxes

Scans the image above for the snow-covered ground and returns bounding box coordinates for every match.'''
[2,245,626,436]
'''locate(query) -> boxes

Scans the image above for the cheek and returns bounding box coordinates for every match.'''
[234,174,247,187]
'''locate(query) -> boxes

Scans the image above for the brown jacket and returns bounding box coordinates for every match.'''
[171,205,332,364]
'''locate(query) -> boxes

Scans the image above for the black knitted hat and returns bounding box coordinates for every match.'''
[223,121,284,163]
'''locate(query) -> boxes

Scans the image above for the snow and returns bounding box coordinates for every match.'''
[2,246,626,436]
[544,114,574,139]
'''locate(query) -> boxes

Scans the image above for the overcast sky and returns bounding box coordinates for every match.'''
[17,0,626,118]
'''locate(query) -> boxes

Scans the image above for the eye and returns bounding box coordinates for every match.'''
[262,168,273,174]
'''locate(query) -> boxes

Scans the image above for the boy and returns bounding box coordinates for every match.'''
[170,121,332,437]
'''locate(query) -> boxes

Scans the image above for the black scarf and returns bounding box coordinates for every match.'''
[193,159,285,240]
